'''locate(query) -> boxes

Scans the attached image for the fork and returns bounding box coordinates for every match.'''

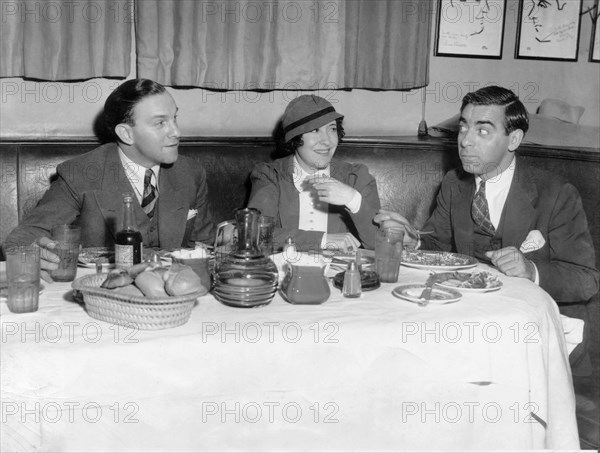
[418,273,437,307]
[404,224,434,237]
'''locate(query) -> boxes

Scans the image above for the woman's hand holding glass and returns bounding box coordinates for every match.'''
[306,175,356,206]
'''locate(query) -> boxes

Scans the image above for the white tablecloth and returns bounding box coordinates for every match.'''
[0,261,579,452]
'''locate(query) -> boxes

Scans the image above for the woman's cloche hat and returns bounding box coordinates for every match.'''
[282,95,343,142]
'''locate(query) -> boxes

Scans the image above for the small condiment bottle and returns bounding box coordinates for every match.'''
[283,236,297,262]
[342,260,361,298]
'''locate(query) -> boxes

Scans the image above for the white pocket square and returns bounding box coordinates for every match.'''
[520,230,546,253]
[187,209,198,221]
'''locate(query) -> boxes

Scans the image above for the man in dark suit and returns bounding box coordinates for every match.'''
[376,85,598,303]
[3,79,214,279]
[376,85,599,373]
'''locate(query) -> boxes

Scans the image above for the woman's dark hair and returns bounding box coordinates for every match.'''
[461,85,529,135]
[103,79,166,142]
[280,118,345,156]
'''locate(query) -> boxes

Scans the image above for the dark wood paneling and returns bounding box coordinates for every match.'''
[0,144,18,259]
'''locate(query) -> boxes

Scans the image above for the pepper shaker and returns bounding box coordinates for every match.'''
[342,260,361,298]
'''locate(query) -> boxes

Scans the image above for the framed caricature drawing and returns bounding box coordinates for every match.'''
[435,0,507,58]
[516,0,583,61]
[590,0,599,62]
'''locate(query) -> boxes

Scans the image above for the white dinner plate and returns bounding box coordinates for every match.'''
[329,254,375,271]
[78,261,115,270]
[392,284,462,305]
[401,250,478,271]
[78,247,114,268]
[434,271,502,293]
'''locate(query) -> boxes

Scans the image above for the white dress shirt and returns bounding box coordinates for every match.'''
[118,148,160,204]
[292,156,362,248]
[293,157,329,236]
[474,158,515,230]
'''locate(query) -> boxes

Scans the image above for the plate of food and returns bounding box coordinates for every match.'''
[392,284,462,305]
[401,250,478,270]
[433,271,502,292]
[78,247,115,268]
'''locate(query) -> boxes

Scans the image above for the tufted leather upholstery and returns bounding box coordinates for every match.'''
[1,137,598,268]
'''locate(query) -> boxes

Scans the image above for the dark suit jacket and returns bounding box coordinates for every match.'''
[4,143,214,250]
[247,155,381,250]
[421,158,599,303]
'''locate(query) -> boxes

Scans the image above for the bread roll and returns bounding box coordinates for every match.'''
[165,266,207,296]
[101,270,133,289]
[113,284,145,297]
[135,271,169,298]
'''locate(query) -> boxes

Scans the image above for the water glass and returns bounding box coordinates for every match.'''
[375,227,404,283]
[50,224,81,282]
[6,245,41,313]
[259,215,276,256]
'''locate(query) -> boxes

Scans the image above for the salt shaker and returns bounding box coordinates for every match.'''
[283,236,297,262]
[342,260,361,298]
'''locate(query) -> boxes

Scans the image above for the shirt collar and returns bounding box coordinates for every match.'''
[475,157,515,196]
[292,155,330,193]
[118,147,160,186]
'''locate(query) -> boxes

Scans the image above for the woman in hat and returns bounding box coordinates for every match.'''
[247,95,381,252]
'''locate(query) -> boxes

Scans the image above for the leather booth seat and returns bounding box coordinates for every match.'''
[1,137,598,268]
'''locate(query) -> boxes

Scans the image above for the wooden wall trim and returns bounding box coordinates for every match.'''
[2,136,598,162]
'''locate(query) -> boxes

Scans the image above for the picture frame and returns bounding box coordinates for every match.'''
[434,0,507,59]
[516,0,583,61]
[590,0,599,62]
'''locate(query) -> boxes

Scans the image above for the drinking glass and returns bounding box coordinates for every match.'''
[375,226,404,283]
[6,245,41,313]
[259,215,276,256]
[50,224,81,282]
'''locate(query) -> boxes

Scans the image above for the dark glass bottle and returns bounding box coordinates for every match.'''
[115,193,143,269]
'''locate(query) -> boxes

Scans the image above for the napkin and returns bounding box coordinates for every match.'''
[520,230,546,253]
[560,314,584,355]
[187,209,198,220]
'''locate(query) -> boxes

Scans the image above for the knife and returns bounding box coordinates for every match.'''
[418,273,437,305]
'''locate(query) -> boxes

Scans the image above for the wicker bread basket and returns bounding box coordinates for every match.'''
[72,274,204,330]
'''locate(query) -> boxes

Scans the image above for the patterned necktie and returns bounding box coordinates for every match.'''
[141,169,157,218]
[471,180,495,236]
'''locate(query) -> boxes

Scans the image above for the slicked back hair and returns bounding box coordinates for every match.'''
[461,85,529,135]
[103,79,166,142]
